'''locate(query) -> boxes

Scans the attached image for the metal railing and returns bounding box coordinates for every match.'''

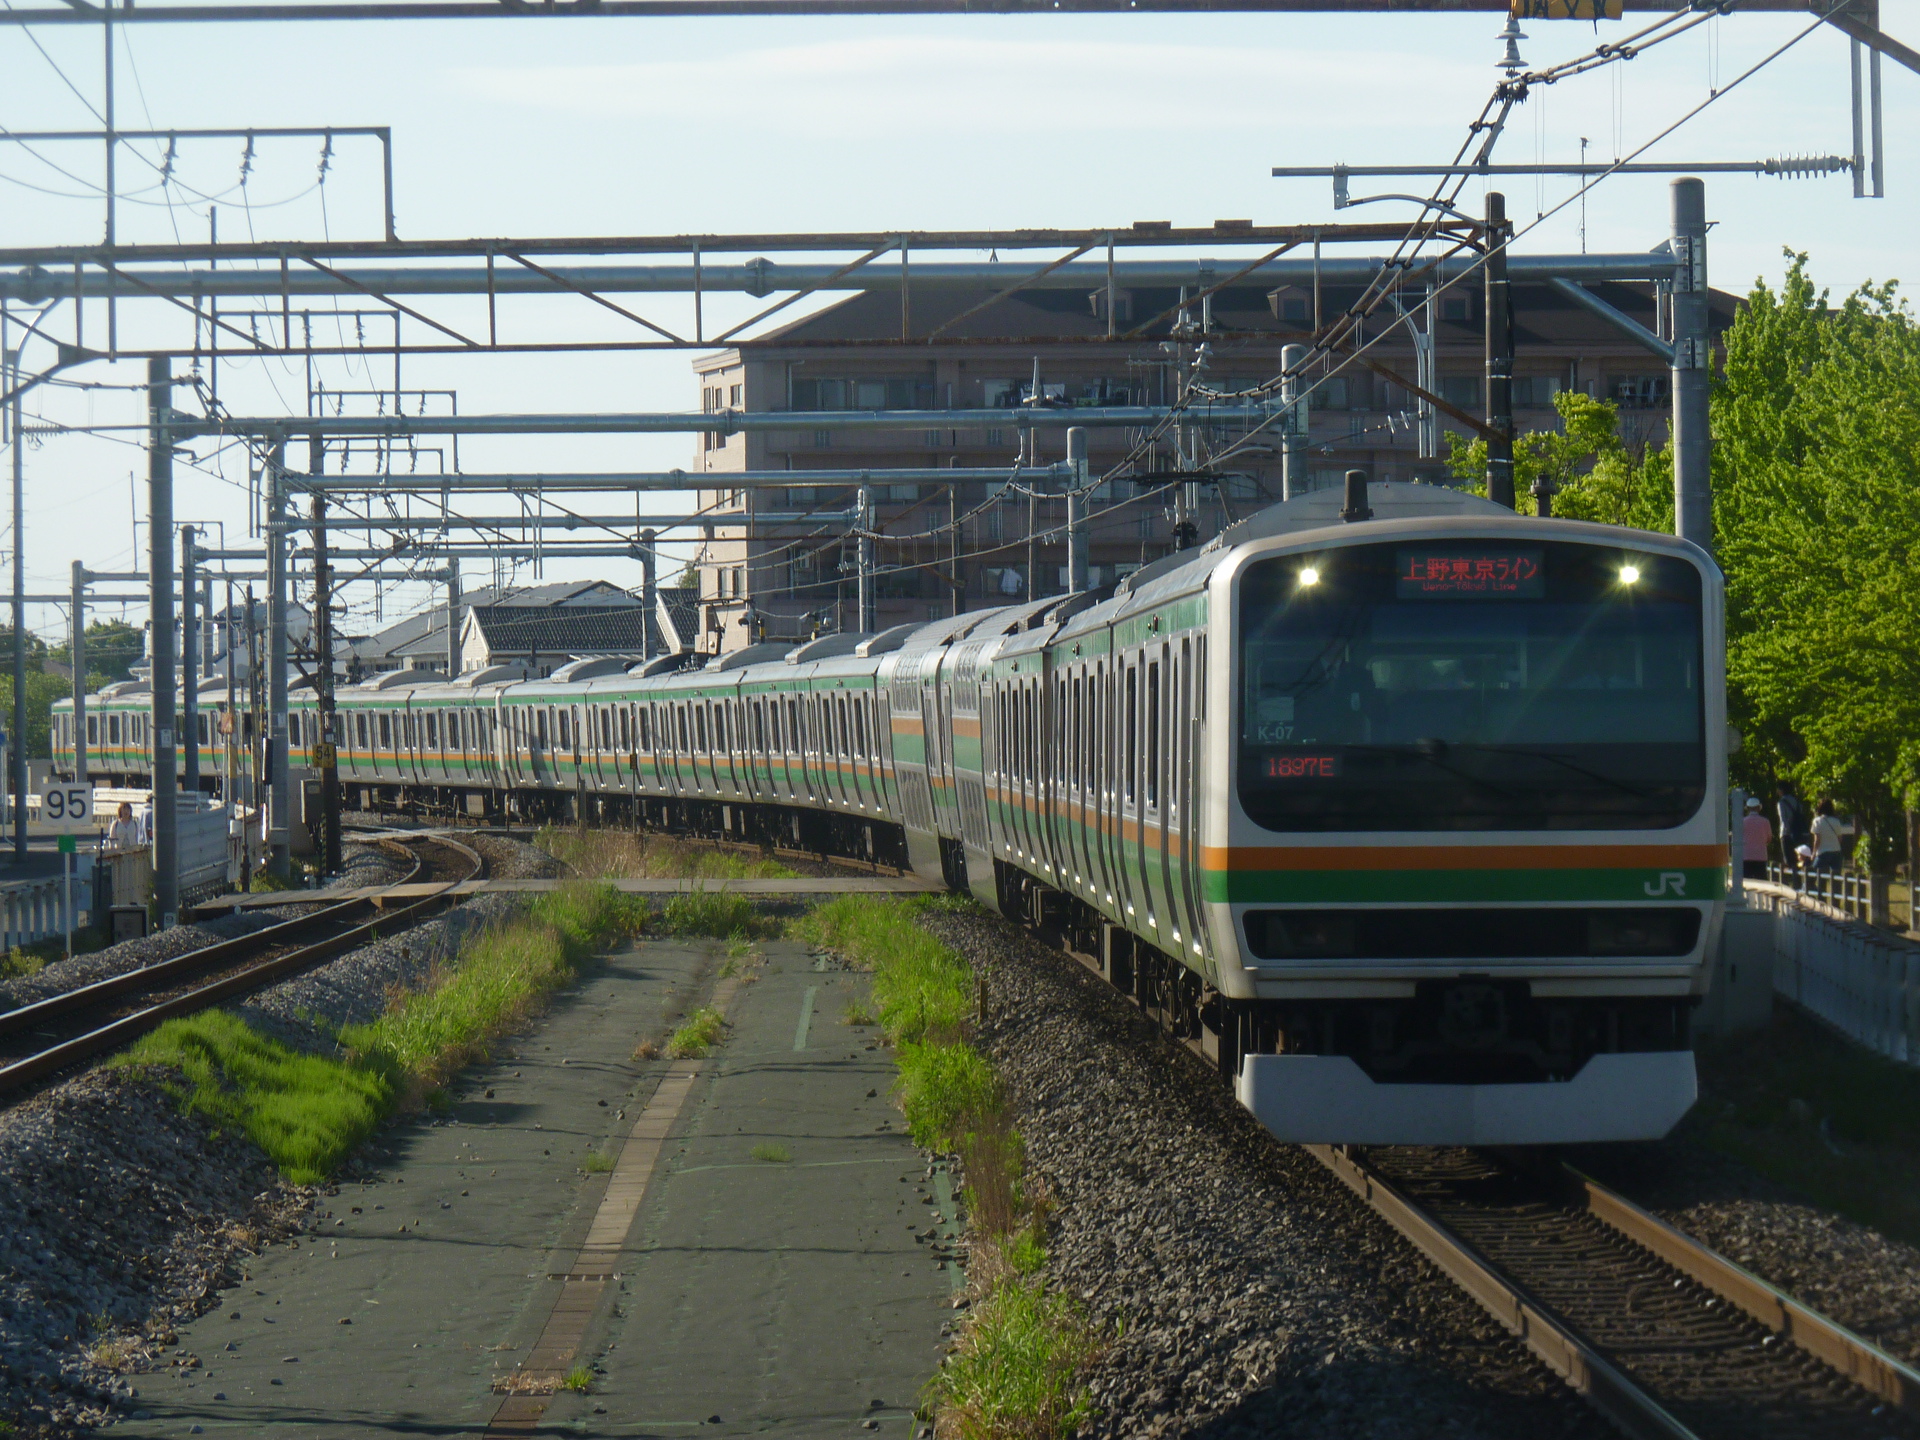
[1765,863,1876,922]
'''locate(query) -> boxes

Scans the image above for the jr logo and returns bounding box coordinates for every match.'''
[1643,872,1688,897]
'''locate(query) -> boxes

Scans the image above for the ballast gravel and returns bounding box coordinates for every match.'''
[919,909,1613,1440]
[0,834,554,1437]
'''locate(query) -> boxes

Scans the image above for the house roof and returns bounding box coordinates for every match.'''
[355,579,639,663]
[464,605,653,658]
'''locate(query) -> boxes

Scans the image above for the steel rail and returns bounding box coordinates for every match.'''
[0,835,484,1098]
[1306,1143,1700,1440]
[1569,1163,1920,1417]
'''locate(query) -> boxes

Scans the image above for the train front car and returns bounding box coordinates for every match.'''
[1212,484,1725,1146]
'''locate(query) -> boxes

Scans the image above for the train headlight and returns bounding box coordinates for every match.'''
[1619,564,1642,585]
[1298,566,1320,588]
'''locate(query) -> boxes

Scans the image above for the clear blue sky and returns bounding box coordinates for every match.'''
[2,3,1914,642]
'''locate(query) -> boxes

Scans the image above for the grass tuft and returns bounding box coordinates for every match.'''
[582,1150,616,1174]
[750,1142,793,1163]
[537,826,796,882]
[927,1278,1099,1440]
[666,1007,726,1058]
[660,889,770,940]
[120,882,642,1184]
[561,1366,592,1393]
[795,894,1097,1438]
[842,997,876,1027]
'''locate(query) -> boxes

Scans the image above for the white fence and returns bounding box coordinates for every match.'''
[0,865,93,951]
[1746,882,1920,1064]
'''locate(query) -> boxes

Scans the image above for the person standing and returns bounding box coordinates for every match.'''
[1810,799,1846,875]
[1741,796,1773,880]
[1777,781,1810,871]
[106,801,142,852]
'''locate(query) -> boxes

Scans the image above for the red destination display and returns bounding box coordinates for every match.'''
[1396,547,1545,598]
[1267,754,1341,779]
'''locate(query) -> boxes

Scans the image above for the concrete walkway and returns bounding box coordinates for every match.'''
[108,937,956,1439]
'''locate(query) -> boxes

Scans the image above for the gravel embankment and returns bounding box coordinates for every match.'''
[0,843,409,1013]
[0,835,555,1436]
[1572,1140,1920,1366]
[921,909,1611,1440]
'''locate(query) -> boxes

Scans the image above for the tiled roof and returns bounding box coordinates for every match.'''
[466,605,653,658]
[355,579,639,663]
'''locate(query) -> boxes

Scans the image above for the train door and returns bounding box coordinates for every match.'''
[1171,638,1198,957]
[1119,657,1144,926]
[1151,644,1175,946]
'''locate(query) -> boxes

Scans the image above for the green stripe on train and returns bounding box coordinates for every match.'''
[1202,867,1726,904]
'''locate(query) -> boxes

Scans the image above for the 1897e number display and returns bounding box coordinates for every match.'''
[1266,754,1341,779]
[1396,547,1544,599]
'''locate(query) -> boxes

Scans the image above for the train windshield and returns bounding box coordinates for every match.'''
[1238,540,1706,831]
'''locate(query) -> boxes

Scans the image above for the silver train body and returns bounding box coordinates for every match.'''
[57,483,1729,1145]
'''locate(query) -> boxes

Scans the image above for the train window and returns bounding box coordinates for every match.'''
[288,714,300,746]
[557,709,570,749]
[87,715,98,745]
[355,713,367,748]
[1124,667,1137,806]
[425,713,437,749]
[1237,541,1706,831]
[619,707,630,750]
[379,713,392,748]
[695,705,708,754]
[1146,662,1161,811]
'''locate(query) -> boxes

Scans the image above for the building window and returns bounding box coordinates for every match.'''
[985,428,1005,447]
[728,383,743,406]
[1513,375,1564,408]
[1611,374,1671,409]
[813,430,832,447]
[1439,375,1481,410]
[1441,293,1475,323]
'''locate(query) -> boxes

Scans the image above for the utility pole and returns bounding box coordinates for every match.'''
[310,483,342,874]
[445,555,461,677]
[148,357,178,927]
[639,529,657,662]
[10,346,24,861]
[1065,428,1089,593]
[856,485,873,631]
[265,445,289,878]
[70,563,86,793]
[1279,342,1308,501]
[245,585,258,881]
[181,525,199,795]
[1484,191,1516,510]
[1670,177,1712,552]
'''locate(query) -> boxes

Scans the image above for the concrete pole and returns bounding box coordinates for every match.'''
[70,562,86,793]
[639,529,657,661]
[856,485,873,632]
[311,489,342,874]
[1483,191,1516,510]
[265,444,289,878]
[445,555,462,677]
[181,525,199,795]
[148,357,178,927]
[1065,427,1090,593]
[1279,342,1308,501]
[1670,177,1712,553]
[10,348,24,860]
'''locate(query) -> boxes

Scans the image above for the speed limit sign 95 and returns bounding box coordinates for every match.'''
[39,782,92,831]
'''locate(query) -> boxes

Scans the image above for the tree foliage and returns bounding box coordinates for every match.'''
[1444,388,1673,529]
[1712,253,1920,841]
[48,618,144,685]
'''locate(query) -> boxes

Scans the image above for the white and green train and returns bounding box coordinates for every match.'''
[55,481,1729,1146]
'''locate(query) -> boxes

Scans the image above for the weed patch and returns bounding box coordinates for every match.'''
[120,882,642,1184]
[795,894,1095,1437]
[666,1007,725,1058]
[750,1143,792,1163]
[537,826,795,882]
[582,1150,615,1174]
[928,1277,1099,1440]
[562,1366,592,1393]
[660,888,771,940]
[842,997,876,1027]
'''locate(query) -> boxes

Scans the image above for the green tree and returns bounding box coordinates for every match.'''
[1711,252,1920,860]
[0,670,77,758]
[1443,388,1674,528]
[48,617,144,685]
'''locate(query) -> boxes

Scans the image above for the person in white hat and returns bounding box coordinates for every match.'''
[1741,795,1773,881]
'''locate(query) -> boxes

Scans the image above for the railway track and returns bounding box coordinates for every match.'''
[1310,1143,1920,1440]
[0,833,485,1101]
